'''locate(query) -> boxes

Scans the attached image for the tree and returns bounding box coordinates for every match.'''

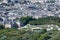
[20,16,33,25]
[50,31,60,40]
[30,33,41,40]
[38,33,49,40]
[0,24,5,30]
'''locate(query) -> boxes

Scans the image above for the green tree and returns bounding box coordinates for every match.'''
[38,33,48,40]
[0,24,5,30]
[20,16,33,25]
[30,33,41,40]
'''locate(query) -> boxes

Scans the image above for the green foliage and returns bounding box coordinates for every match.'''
[50,31,60,40]
[29,16,60,27]
[38,33,48,40]
[20,16,33,25]
[18,16,60,27]
[41,29,47,34]
[0,28,50,40]
[0,28,26,40]
[0,28,59,40]
[30,33,41,40]
[0,24,5,30]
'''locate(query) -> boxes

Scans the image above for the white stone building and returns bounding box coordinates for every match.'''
[5,23,11,28]
[0,0,8,4]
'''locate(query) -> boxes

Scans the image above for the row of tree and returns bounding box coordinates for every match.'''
[0,28,50,40]
[20,16,60,27]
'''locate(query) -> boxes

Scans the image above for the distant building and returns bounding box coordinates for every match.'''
[5,23,11,28]
[16,20,21,28]
[0,0,8,4]
[25,24,60,31]
[16,20,23,28]
[3,0,8,3]
[47,0,58,3]
[28,0,47,3]
[0,0,3,4]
